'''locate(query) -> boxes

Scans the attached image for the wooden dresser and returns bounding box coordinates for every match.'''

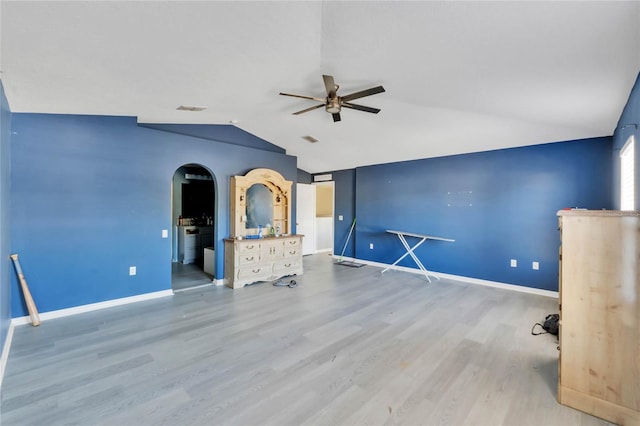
[224,235,303,289]
[557,210,640,425]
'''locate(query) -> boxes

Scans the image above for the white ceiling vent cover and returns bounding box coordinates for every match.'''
[177,105,207,111]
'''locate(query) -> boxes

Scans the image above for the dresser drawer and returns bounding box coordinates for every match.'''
[283,247,300,258]
[273,260,302,274]
[238,254,260,266]
[237,242,260,255]
[285,238,301,248]
[237,264,272,280]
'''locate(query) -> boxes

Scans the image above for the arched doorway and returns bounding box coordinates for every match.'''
[171,164,216,291]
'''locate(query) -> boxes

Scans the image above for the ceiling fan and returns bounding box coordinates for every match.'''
[279,75,385,122]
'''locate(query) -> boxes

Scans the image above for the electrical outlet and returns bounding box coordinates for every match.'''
[369,243,374,250]
[510,259,517,268]
[338,215,343,221]
[532,261,539,270]
[162,229,168,238]
[129,266,137,276]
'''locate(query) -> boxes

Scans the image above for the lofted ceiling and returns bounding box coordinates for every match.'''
[1,1,639,174]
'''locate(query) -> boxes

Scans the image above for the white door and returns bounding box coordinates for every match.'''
[296,183,316,255]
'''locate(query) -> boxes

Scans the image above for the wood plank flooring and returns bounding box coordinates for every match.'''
[1,254,612,425]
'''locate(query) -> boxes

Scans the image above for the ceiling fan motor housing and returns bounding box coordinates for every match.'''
[326,98,341,113]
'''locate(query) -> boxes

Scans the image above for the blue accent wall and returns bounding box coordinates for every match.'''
[612,71,640,209]
[0,81,12,356]
[332,138,612,291]
[328,169,356,258]
[297,168,312,184]
[139,123,286,154]
[10,113,297,317]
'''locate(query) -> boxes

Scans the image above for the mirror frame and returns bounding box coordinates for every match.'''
[230,168,292,237]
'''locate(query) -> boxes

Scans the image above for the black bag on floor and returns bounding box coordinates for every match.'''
[531,314,559,335]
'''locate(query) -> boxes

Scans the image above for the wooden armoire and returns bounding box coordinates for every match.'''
[557,210,640,425]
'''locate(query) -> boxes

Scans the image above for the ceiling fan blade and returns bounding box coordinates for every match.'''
[332,113,341,122]
[292,103,325,115]
[323,75,337,98]
[341,86,385,102]
[341,102,381,114]
[280,92,326,102]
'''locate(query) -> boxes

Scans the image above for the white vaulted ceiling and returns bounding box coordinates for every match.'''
[1,1,639,173]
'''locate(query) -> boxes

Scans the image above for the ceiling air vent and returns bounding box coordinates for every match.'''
[177,105,207,112]
[302,135,319,143]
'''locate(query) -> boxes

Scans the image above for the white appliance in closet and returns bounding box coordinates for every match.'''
[177,226,198,264]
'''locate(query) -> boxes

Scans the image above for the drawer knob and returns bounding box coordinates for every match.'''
[252,268,261,273]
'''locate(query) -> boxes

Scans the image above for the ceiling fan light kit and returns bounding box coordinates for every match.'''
[326,99,341,114]
[280,74,385,122]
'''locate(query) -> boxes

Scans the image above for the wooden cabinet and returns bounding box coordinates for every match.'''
[557,210,640,425]
[224,235,303,289]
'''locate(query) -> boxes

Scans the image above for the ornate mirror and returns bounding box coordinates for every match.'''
[230,168,292,237]
[246,183,273,229]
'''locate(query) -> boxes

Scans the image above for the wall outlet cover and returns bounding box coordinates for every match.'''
[510,259,517,267]
[129,266,137,276]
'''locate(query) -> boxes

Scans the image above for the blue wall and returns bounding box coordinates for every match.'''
[0,81,12,356]
[329,169,356,258]
[612,71,640,209]
[331,138,612,291]
[10,114,297,317]
[140,123,286,154]
[5,70,638,318]
[297,169,312,184]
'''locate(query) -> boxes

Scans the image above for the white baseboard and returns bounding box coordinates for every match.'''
[0,321,15,390]
[173,282,217,293]
[332,255,558,298]
[10,289,174,326]
[314,248,333,254]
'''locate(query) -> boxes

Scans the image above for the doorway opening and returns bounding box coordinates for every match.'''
[314,181,334,254]
[296,181,335,256]
[171,164,216,292]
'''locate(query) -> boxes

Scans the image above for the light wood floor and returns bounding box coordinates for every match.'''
[1,254,611,425]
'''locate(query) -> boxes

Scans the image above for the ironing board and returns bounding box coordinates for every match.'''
[381,230,455,282]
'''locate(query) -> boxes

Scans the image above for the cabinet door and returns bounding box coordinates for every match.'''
[261,241,284,262]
